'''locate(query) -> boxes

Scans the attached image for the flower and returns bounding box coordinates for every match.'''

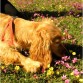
[47,70,54,76]
[79,79,83,82]
[41,68,45,73]
[56,71,60,75]
[62,56,70,61]
[65,79,70,83]
[49,67,54,71]
[47,67,54,76]
[63,32,66,35]
[59,5,62,9]
[3,69,7,73]
[72,58,78,63]
[80,71,83,74]
[55,60,60,65]
[73,2,83,10]
[72,39,76,44]
[67,34,72,39]
[70,72,74,75]
[73,69,80,76]
[33,13,40,17]
[1,66,5,69]
[15,66,20,71]
[69,10,74,15]
[41,15,45,18]
[47,64,50,68]
[64,29,68,33]
[72,52,76,55]
[62,75,67,80]
[33,74,38,79]
[64,63,71,69]
[76,75,80,78]
[60,60,65,65]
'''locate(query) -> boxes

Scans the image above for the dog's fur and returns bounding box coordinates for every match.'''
[0,13,65,72]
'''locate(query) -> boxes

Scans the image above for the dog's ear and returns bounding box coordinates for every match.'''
[29,29,52,69]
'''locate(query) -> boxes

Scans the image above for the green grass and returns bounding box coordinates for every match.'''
[0,56,83,83]
[8,0,82,13]
[57,16,82,46]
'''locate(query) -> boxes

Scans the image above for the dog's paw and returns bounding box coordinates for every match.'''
[22,58,42,73]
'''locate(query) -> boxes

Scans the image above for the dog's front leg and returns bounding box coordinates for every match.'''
[0,41,41,72]
[0,41,19,65]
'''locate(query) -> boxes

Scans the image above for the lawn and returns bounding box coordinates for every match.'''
[0,0,83,83]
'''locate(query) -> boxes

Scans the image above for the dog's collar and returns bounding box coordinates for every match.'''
[1,18,14,46]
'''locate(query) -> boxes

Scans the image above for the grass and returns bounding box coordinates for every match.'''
[0,55,83,83]
[0,0,83,83]
[8,0,82,13]
[57,16,82,46]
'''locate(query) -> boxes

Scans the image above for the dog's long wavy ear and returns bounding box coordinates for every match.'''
[30,28,52,69]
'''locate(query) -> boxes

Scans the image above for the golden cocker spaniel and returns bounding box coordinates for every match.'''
[0,13,65,72]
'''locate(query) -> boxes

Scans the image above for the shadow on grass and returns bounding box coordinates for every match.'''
[51,43,82,68]
[64,43,82,58]
[18,11,67,19]
[18,11,82,20]
[52,43,82,60]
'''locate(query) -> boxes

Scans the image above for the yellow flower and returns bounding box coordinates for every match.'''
[70,72,74,75]
[47,70,54,76]
[51,71,54,74]
[59,5,62,9]
[63,32,66,35]
[72,52,76,55]
[15,66,20,71]
[1,66,5,69]
[42,7,44,9]
[49,67,54,71]
[47,64,50,68]
[47,71,51,76]
[79,79,83,82]
[56,71,60,75]
[76,75,80,78]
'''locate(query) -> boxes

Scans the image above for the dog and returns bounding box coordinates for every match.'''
[0,13,65,72]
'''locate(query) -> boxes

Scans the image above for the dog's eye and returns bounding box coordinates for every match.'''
[52,36,61,44]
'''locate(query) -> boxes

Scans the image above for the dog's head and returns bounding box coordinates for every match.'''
[51,32,65,57]
[39,19,65,57]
